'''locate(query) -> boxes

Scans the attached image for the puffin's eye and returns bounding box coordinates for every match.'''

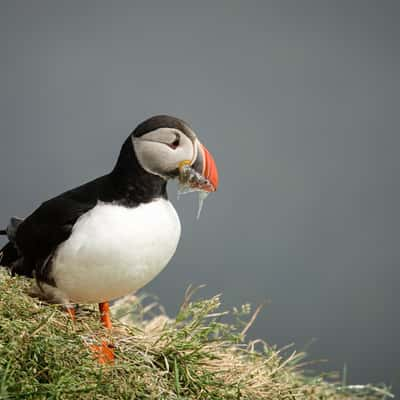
[168,136,180,149]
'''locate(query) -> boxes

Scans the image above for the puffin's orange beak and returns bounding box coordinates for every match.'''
[193,141,219,192]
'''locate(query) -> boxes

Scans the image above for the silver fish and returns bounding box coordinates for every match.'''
[177,164,213,219]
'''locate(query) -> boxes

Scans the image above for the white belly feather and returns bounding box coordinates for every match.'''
[51,198,181,303]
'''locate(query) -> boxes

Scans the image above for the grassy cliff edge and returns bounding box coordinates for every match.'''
[0,273,392,399]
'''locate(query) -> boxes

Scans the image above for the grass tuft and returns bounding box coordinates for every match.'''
[0,273,393,399]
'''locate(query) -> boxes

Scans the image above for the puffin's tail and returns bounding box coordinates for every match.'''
[0,217,23,269]
[0,242,19,267]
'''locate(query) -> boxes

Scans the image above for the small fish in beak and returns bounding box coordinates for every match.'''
[178,163,211,219]
[177,142,219,219]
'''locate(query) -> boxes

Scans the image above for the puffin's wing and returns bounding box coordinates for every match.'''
[15,195,94,279]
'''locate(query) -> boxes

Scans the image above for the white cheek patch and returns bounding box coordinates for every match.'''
[132,130,195,178]
[133,140,171,178]
[178,134,195,162]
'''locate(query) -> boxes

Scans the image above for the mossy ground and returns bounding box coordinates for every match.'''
[0,273,392,399]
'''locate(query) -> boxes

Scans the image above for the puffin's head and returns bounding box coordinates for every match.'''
[131,115,219,192]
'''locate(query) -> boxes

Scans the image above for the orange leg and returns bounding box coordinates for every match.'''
[65,304,76,322]
[90,302,115,364]
[99,302,112,329]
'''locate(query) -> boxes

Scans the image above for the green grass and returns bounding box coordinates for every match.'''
[0,273,393,399]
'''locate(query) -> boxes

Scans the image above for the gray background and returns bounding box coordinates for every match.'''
[0,0,399,395]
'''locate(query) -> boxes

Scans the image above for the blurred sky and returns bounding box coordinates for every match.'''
[0,0,399,394]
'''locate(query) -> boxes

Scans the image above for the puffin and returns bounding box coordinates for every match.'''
[0,115,218,360]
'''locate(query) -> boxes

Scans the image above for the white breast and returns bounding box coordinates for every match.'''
[51,198,181,303]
